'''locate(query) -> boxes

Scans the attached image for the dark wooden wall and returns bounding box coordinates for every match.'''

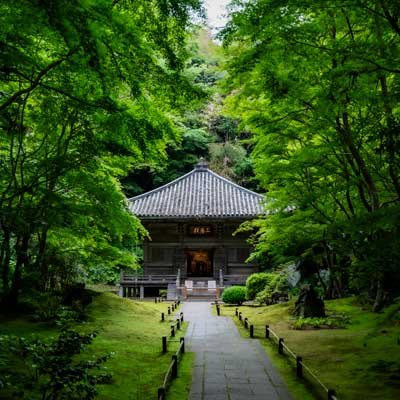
[142,219,258,278]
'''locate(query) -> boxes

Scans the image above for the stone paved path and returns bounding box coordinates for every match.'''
[181,302,293,400]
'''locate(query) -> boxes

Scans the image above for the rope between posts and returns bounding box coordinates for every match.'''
[281,342,296,359]
[300,361,329,392]
[162,363,174,388]
[159,337,185,400]
[269,328,279,341]
[233,310,338,399]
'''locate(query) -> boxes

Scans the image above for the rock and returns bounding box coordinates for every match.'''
[293,284,325,318]
[62,283,92,307]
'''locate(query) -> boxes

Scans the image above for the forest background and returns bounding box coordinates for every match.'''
[1,0,400,313]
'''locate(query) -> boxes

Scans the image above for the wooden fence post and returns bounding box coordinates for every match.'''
[180,337,185,354]
[180,312,184,322]
[296,356,303,378]
[168,306,171,315]
[250,325,254,338]
[176,319,180,330]
[244,317,248,329]
[158,387,165,400]
[278,338,284,354]
[239,312,242,321]
[162,336,167,353]
[172,355,178,378]
[216,304,220,316]
[172,304,175,312]
[328,389,336,400]
[265,325,270,338]
[161,312,165,322]
[171,325,175,337]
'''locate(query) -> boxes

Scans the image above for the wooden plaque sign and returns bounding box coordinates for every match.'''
[188,225,213,236]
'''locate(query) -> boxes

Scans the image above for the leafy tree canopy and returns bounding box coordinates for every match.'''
[0,0,203,305]
[222,0,400,309]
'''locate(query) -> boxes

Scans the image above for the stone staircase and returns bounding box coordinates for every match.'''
[182,279,220,301]
[184,292,218,302]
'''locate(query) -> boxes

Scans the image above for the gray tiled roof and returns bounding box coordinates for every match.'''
[128,161,264,219]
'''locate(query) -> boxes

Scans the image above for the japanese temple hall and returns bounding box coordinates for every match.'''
[119,160,265,300]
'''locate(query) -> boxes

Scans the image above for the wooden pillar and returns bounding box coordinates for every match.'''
[140,285,144,299]
[213,245,226,280]
[174,245,186,278]
[172,355,178,378]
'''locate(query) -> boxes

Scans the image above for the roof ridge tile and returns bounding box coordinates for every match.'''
[128,164,264,219]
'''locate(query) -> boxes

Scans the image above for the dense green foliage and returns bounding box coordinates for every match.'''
[293,316,349,330]
[121,27,259,197]
[1,0,398,317]
[222,0,400,310]
[0,290,190,400]
[255,274,290,305]
[0,0,202,305]
[0,328,110,399]
[245,272,274,300]
[245,272,290,304]
[221,285,247,305]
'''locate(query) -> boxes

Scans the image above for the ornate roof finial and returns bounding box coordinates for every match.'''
[195,157,208,170]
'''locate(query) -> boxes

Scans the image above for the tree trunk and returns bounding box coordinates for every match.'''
[7,233,30,307]
[341,112,380,211]
[329,13,379,212]
[0,225,11,292]
[35,227,49,290]
[373,10,400,198]
[372,277,386,312]
[316,268,328,297]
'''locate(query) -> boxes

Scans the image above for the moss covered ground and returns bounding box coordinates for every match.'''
[0,290,192,400]
[220,297,400,400]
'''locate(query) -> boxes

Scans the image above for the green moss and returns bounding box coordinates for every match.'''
[220,297,400,400]
[0,293,191,400]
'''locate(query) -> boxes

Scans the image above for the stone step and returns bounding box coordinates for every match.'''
[184,297,217,302]
[187,292,217,297]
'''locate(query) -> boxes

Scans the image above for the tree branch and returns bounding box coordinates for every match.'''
[0,49,77,112]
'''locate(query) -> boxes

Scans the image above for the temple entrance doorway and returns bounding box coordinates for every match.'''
[186,249,213,277]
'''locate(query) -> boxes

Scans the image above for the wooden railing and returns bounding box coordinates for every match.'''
[121,274,177,284]
[158,338,185,400]
[225,306,339,400]
[223,274,248,285]
[158,302,185,400]
[121,271,249,287]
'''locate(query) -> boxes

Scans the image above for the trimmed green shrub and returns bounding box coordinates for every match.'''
[246,273,276,300]
[255,273,290,305]
[222,286,247,305]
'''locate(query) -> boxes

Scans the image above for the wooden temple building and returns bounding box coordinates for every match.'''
[119,160,264,300]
